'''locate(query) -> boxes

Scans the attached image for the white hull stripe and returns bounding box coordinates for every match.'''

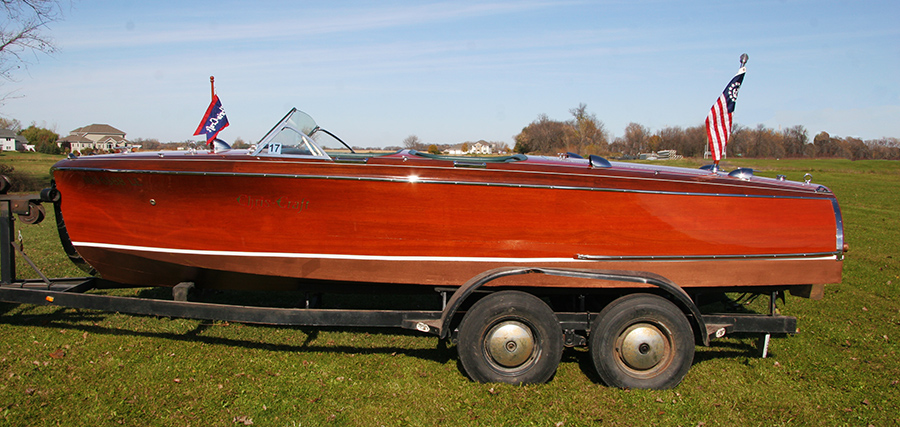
[72,241,585,263]
[74,241,838,263]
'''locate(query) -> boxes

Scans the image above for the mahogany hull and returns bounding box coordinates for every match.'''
[51,151,844,291]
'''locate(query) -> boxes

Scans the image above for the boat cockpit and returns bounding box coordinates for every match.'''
[249,108,534,165]
[252,108,355,159]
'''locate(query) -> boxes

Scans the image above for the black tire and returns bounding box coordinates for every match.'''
[590,293,695,390]
[457,290,563,384]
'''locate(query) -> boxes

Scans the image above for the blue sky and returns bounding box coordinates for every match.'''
[4,0,899,147]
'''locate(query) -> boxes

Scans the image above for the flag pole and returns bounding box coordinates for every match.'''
[716,54,748,170]
[716,53,748,170]
[194,76,229,150]
[707,53,748,173]
[207,76,215,150]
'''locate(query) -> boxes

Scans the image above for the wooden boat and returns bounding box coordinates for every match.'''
[50,108,844,295]
[33,107,848,389]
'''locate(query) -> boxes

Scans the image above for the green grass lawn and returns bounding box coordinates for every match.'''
[0,151,64,191]
[0,157,898,426]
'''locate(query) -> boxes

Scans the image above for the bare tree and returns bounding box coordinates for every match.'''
[846,137,870,160]
[622,122,650,155]
[725,124,748,158]
[782,125,808,157]
[0,115,20,130]
[567,103,608,154]
[747,124,783,158]
[231,137,250,149]
[867,138,900,160]
[1,0,63,87]
[513,114,571,154]
[130,137,162,151]
[402,134,426,151]
[513,105,608,156]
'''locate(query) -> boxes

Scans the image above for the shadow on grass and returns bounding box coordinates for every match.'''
[563,346,603,383]
[0,301,456,365]
[693,338,762,362]
[0,291,777,389]
[127,286,446,311]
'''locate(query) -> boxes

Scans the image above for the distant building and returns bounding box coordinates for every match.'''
[0,129,29,151]
[58,124,129,153]
[447,140,495,155]
[639,150,682,161]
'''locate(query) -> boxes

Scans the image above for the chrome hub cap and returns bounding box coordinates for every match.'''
[486,321,535,368]
[619,323,668,371]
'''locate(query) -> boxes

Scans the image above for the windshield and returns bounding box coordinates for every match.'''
[253,108,354,157]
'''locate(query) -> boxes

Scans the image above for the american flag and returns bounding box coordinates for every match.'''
[193,95,229,143]
[705,67,746,163]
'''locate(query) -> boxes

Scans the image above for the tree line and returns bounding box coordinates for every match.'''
[514,105,900,160]
[4,106,900,160]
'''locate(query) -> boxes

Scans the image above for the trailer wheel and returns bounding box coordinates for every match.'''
[18,202,45,225]
[590,293,694,390]
[457,290,563,384]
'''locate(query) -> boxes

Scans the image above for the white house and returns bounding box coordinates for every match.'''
[0,129,28,151]
[447,140,495,155]
[58,124,129,153]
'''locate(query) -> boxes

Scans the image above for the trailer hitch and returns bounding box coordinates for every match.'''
[1,176,61,284]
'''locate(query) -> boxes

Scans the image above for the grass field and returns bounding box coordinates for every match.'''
[0,153,898,426]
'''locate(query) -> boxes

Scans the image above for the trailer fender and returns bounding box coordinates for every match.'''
[432,267,709,346]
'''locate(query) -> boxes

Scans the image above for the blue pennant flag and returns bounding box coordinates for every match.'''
[193,95,229,143]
